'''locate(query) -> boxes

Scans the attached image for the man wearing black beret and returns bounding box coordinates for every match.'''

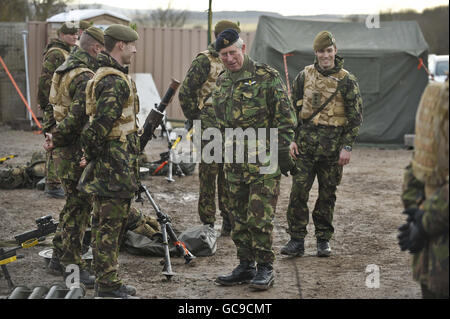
[179,20,241,238]
[213,29,298,291]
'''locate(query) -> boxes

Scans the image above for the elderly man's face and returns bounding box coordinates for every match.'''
[315,45,337,70]
[219,43,246,72]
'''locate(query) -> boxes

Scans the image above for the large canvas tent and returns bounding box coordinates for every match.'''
[250,16,429,144]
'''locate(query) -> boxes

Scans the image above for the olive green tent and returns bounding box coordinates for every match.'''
[250,16,429,144]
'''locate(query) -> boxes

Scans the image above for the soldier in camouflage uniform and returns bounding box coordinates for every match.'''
[78,24,140,299]
[179,20,241,236]
[281,31,363,258]
[213,29,297,290]
[43,27,105,288]
[0,151,45,189]
[38,22,78,199]
[398,79,448,299]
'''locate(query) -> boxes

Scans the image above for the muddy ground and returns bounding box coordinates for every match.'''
[0,125,422,300]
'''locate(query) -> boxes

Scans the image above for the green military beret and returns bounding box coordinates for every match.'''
[214,20,241,37]
[58,22,78,35]
[79,20,92,30]
[313,31,336,51]
[105,24,139,42]
[85,26,105,45]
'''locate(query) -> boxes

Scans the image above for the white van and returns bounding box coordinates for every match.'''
[428,54,449,82]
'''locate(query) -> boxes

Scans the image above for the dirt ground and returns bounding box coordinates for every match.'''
[0,125,422,300]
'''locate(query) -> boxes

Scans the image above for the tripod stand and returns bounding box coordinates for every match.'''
[136,184,195,280]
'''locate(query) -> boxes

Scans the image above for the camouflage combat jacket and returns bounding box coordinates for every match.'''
[402,165,449,296]
[179,42,223,130]
[292,55,363,157]
[78,52,140,199]
[37,38,72,133]
[50,47,98,181]
[213,55,297,183]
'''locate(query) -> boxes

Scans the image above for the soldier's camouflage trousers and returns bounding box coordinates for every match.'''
[91,196,130,291]
[45,149,61,189]
[228,176,280,264]
[52,179,92,269]
[286,152,342,241]
[198,162,231,225]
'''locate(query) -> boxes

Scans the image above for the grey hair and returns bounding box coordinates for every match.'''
[79,31,100,51]
[234,38,244,49]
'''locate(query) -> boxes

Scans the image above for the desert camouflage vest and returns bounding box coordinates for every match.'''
[412,80,449,198]
[44,47,69,61]
[49,67,94,124]
[300,65,349,127]
[86,67,140,142]
[197,50,224,110]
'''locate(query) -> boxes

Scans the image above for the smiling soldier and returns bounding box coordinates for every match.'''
[281,31,363,258]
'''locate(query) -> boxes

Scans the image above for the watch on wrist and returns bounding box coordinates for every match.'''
[343,145,352,152]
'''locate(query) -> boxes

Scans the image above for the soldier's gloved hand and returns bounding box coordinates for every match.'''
[278,147,298,177]
[397,208,427,253]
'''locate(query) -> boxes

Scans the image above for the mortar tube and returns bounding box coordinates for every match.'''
[64,283,86,299]
[8,286,31,299]
[44,283,67,299]
[28,286,49,299]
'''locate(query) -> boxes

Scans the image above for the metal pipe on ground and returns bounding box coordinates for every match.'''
[8,286,31,299]
[28,286,49,299]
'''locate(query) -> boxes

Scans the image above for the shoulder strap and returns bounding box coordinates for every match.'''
[44,47,69,60]
[302,74,349,124]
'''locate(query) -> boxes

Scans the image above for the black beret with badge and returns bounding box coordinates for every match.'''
[215,28,240,52]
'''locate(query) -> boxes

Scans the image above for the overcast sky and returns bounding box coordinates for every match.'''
[76,0,448,16]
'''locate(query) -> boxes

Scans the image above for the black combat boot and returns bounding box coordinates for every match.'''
[96,284,139,299]
[46,255,63,276]
[216,260,256,286]
[280,238,305,256]
[249,263,274,290]
[79,269,95,289]
[220,217,232,237]
[44,184,65,199]
[317,239,331,257]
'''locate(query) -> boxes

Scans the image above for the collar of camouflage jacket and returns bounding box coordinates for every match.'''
[56,46,98,74]
[314,55,344,76]
[44,38,72,56]
[97,51,129,74]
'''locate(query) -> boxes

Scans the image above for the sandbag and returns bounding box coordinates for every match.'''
[123,224,218,257]
[123,230,180,257]
[178,224,217,257]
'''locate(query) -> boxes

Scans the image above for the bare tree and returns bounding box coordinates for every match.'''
[0,0,30,22]
[380,5,449,54]
[30,0,73,21]
[150,1,188,28]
